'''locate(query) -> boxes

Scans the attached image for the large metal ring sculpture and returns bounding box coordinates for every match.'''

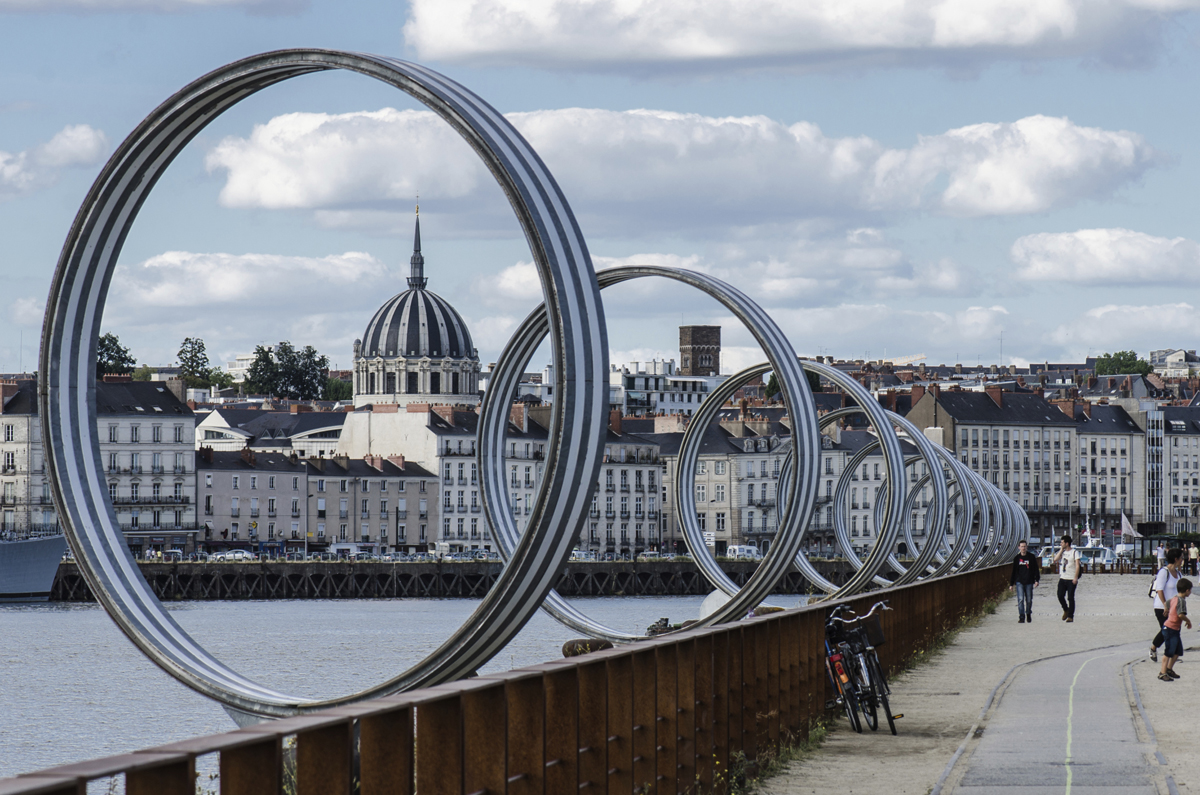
[42,49,1031,719]
[40,49,609,718]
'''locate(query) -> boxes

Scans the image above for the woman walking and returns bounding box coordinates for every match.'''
[1150,548,1183,662]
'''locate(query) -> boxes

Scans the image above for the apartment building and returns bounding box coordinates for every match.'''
[197,449,308,556]
[906,384,1074,545]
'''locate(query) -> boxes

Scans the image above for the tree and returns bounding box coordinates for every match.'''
[324,376,353,401]
[1094,350,1152,376]
[765,370,821,401]
[177,337,211,387]
[131,364,153,381]
[97,332,135,378]
[244,341,329,399]
[244,345,279,396]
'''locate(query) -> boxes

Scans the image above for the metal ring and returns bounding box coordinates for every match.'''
[40,49,607,717]
[481,265,819,640]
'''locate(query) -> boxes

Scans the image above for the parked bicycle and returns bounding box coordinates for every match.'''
[824,600,900,735]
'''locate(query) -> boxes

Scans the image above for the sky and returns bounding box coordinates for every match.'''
[3,0,1200,376]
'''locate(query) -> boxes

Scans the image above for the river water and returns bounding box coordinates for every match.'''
[0,595,760,778]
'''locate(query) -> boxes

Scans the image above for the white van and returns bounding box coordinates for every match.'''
[727,545,762,561]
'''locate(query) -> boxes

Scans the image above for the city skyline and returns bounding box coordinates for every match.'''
[3,1,1200,373]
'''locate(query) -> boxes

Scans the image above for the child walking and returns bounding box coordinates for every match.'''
[1159,577,1192,682]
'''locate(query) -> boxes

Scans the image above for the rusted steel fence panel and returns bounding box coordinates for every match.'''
[2,565,1008,795]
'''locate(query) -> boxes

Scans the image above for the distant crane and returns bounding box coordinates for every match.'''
[884,353,927,367]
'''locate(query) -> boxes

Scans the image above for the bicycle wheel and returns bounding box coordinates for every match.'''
[842,680,863,733]
[871,653,897,735]
[857,655,879,731]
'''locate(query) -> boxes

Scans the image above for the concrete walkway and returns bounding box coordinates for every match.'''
[760,574,1192,795]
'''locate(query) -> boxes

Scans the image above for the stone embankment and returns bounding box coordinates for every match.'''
[50,559,855,601]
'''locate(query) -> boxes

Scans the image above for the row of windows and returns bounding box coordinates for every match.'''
[202,473,430,494]
[106,424,188,444]
[962,428,1072,449]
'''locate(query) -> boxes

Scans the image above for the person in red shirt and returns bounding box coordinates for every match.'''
[1158,578,1192,682]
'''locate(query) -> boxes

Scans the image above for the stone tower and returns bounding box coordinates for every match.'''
[679,325,721,376]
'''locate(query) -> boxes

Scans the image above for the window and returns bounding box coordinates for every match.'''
[268,476,275,489]
[715,484,725,502]
[2,425,11,442]
[292,477,299,490]
[205,473,212,488]
[152,425,162,443]
[715,461,726,475]
[174,425,184,443]
[108,424,118,443]
[232,476,239,490]
[696,485,706,502]
[716,512,726,532]
[250,476,257,490]
[130,425,140,443]
[317,479,325,492]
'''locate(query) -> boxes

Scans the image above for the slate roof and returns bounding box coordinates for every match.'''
[933,391,1073,426]
[1161,406,1200,435]
[1073,404,1142,434]
[95,381,192,416]
[196,451,308,473]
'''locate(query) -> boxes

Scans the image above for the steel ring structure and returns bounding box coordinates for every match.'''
[42,49,1031,719]
[40,49,609,718]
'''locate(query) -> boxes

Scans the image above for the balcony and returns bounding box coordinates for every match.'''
[619,510,631,520]
[174,466,187,474]
[249,510,260,518]
[151,466,165,474]
[419,512,428,520]
[471,506,481,513]
[293,510,302,518]
[605,484,615,493]
[457,477,468,485]
[647,510,659,519]
[361,511,370,520]
[634,485,645,492]
[230,508,240,517]
[620,485,630,493]
[605,510,615,519]
[634,511,644,520]
[590,510,600,519]
[380,510,388,520]
[268,510,277,518]
[396,510,406,519]
[204,508,213,516]
[339,511,348,519]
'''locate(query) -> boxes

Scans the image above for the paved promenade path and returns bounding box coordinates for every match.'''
[760,574,1197,795]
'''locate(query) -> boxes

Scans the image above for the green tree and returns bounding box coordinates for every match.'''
[177,337,211,387]
[244,342,329,399]
[1094,350,1152,376]
[97,332,135,378]
[323,376,353,401]
[208,369,235,390]
[131,364,153,381]
[765,370,820,401]
[244,344,279,396]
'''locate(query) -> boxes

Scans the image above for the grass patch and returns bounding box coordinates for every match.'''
[718,720,830,794]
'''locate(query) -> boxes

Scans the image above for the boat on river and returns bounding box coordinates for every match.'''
[0,530,66,601]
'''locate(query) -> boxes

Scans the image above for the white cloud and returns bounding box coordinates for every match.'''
[1013,227,1200,285]
[402,0,1199,72]
[1049,303,1200,355]
[103,250,397,365]
[206,108,1155,234]
[206,109,484,211]
[0,0,306,13]
[756,303,1011,362]
[0,124,107,200]
[10,297,44,327]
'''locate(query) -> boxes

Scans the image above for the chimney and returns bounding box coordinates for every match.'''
[240,447,256,466]
[1081,401,1092,419]
[885,389,897,412]
[0,380,17,414]
[102,373,132,383]
[609,409,622,435]
[198,445,214,464]
[930,383,941,399]
[985,385,1003,408]
[510,403,528,433]
[1051,398,1076,420]
[432,405,455,426]
[911,384,926,405]
[387,455,406,471]
[955,363,963,374]
[1009,364,1017,375]
[164,378,185,404]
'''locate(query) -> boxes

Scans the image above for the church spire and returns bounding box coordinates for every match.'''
[407,203,427,290]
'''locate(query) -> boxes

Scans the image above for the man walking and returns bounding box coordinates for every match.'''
[1189,543,1198,576]
[1009,539,1040,623]
[1156,543,1167,569]
[1053,534,1081,622]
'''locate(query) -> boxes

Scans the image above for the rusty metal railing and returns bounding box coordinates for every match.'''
[0,565,1007,795]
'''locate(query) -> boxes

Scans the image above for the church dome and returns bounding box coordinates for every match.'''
[357,213,476,361]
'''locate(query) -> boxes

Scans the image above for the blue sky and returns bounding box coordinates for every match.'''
[3,0,1200,375]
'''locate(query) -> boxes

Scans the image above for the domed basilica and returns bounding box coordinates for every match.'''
[352,211,481,407]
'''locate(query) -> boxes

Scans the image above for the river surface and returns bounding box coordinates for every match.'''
[0,595,771,779]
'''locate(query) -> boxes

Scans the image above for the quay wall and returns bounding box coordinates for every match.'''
[49,560,857,601]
